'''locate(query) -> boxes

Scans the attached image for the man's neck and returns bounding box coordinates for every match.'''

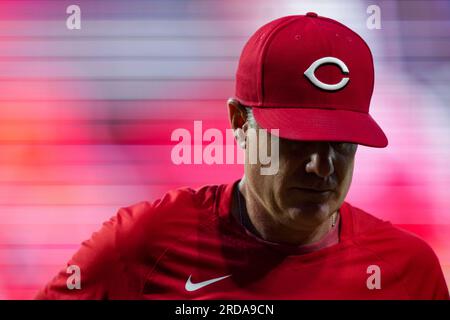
[234,180,337,246]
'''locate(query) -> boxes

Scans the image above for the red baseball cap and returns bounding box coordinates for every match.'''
[234,13,388,148]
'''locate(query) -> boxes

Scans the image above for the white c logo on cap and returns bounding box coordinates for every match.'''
[304,57,349,91]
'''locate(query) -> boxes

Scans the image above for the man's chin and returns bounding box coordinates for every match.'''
[284,201,332,222]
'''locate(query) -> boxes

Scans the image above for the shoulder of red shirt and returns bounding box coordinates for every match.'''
[114,181,447,299]
[114,182,444,271]
[35,181,449,299]
[113,182,441,264]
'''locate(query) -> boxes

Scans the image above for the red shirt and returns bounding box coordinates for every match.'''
[36,180,449,299]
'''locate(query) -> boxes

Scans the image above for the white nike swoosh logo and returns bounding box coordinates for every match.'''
[185,274,232,292]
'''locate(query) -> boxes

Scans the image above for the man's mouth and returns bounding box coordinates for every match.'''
[292,187,334,195]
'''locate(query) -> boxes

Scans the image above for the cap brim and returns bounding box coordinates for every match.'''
[252,107,388,148]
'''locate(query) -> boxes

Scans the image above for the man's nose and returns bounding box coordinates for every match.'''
[305,145,335,178]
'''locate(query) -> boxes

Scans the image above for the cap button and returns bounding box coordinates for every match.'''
[306,12,318,18]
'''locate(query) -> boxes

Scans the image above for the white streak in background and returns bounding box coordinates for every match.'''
[0,40,244,58]
[0,80,233,100]
[2,19,448,38]
[0,61,237,78]
[268,0,367,30]
[0,20,254,37]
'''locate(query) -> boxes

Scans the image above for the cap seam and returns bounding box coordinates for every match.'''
[253,105,367,113]
[239,100,370,114]
[316,16,375,98]
[257,15,302,105]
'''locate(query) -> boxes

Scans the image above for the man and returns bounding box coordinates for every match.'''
[36,13,449,299]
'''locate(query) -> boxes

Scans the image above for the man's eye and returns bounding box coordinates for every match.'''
[332,142,356,153]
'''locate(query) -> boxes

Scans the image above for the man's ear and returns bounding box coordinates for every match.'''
[227,98,247,129]
[227,98,248,149]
